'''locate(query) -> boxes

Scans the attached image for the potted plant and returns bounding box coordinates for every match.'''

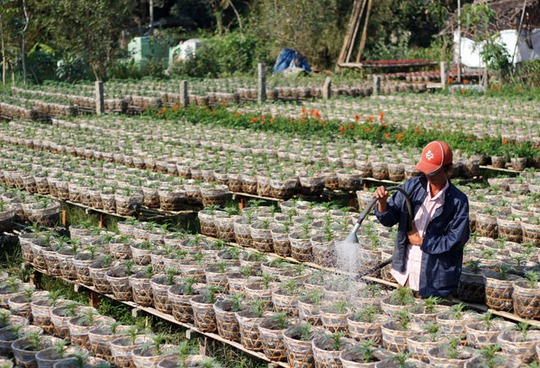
[105,260,135,302]
[213,294,243,343]
[457,260,486,304]
[497,322,540,364]
[512,271,540,320]
[339,340,385,367]
[483,264,521,312]
[320,299,351,333]
[35,339,85,368]
[381,310,422,353]
[427,336,475,367]
[272,280,300,317]
[131,333,176,368]
[109,326,152,368]
[282,323,316,368]
[464,311,514,349]
[152,267,182,314]
[258,312,292,362]
[190,285,220,333]
[464,344,521,368]
[11,330,61,368]
[67,309,114,349]
[88,322,127,362]
[347,305,383,344]
[298,289,324,326]
[128,264,154,307]
[312,331,351,367]
[235,299,267,352]
[380,287,416,316]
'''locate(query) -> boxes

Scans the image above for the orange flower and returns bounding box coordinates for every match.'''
[348,123,354,130]
[384,132,390,138]
[447,77,453,84]
[339,126,346,132]
[235,112,242,117]
[461,88,466,95]
[365,127,371,133]
[463,79,468,84]
[260,115,266,121]
[396,134,404,140]
[502,138,508,144]
[367,116,374,122]
[251,117,258,123]
[270,118,276,123]
[173,105,179,111]
[379,112,385,122]
[354,114,360,122]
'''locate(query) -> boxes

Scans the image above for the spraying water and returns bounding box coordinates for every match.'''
[334,240,361,276]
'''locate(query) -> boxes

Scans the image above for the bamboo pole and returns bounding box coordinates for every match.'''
[337,0,365,69]
[355,0,373,63]
[346,0,368,63]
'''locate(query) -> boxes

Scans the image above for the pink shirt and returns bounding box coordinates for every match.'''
[391,180,449,290]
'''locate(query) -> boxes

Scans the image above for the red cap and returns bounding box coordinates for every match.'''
[415,141,453,175]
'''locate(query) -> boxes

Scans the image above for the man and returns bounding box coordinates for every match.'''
[373,140,470,297]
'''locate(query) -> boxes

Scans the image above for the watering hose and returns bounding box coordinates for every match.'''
[344,185,414,244]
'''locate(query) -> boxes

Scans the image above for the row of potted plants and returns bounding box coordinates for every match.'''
[15,223,540,367]
[0,272,223,368]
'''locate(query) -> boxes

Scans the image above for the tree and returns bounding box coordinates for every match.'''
[49,0,138,81]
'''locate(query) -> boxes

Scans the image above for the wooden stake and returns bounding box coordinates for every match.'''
[89,291,100,308]
[355,0,373,63]
[98,214,104,228]
[61,210,67,226]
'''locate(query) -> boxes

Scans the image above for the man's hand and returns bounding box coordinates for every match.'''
[373,186,388,213]
[407,224,423,246]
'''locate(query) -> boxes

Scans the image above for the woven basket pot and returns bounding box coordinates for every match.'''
[72,253,95,286]
[319,307,351,333]
[204,267,230,290]
[129,274,154,307]
[109,239,132,261]
[457,270,485,304]
[497,329,540,364]
[50,305,93,339]
[198,211,218,238]
[475,213,498,239]
[282,326,315,368]
[406,334,446,362]
[426,345,475,368]
[0,324,41,357]
[56,250,77,281]
[483,274,520,312]
[271,227,292,257]
[298,299,322,326]
[88,263,112,294]
[496,218,522,243]
[464,320,515,349]
[215,215,238,242]
[299,175,326,196]
[258,317,289,362]
[381,321,422,353]
[167,284,195,324]
[131,345,176,368]
[244,282,275,310]
[312,335,350,368]
[19,233,37,264]
[250,224,274,253]
[256,175,272,197]
[11,335,60,368]
[150,275,173,314]
[512,280,540,320]
[88,324,128,362]
[339,346,385,368]
[235,310,264,352]
[68,314,114,349]
[463,353,521,368]
[35,345,86,368]
[289,232,313,263]
[110,335,152,368]
[8,293,41,320]
[272,290,299,317]
[435,312,481,338]
[30,298,59,334]
[106,268,133,302]
[129,242,152,266]
[213,299,241,343]
[311,237,336,268]
[233,218,253,247]
[347,317,382,344]
[521,221,540,246]
[270,178,298,200]
[42,248,62,277]
[190,295,218,333]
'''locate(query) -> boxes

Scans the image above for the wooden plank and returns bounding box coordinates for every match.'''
[346,0,368,63]
[337,0,366,68]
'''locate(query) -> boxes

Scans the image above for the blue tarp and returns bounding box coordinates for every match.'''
[273,48,311,73]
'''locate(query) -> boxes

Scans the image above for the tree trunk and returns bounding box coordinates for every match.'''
[0,10,6,85]
[21,0,29,85]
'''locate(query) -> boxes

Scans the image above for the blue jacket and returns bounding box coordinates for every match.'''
[374,176,470,297]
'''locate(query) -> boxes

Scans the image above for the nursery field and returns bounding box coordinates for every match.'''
[0,79,539,367]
